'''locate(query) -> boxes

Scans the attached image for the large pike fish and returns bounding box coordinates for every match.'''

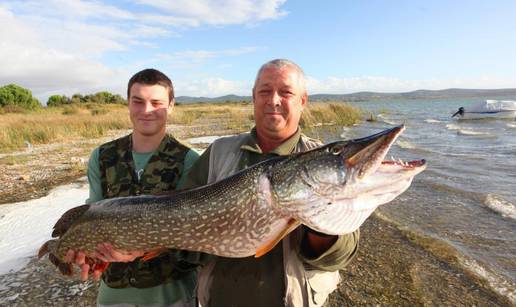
[39,125,426,275]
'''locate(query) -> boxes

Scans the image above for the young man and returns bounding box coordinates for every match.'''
[182,59,360,307]
[69,68,200,307]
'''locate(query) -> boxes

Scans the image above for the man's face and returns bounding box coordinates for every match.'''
[128,83,172,137]
[253,66,307,142]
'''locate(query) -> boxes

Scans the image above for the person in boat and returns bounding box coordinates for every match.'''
[66,68,201,307]
[452,107,465,117]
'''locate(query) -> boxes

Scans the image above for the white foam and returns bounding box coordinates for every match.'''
[484,194,516,221]
[381,118,399,125]
[424,119,443,123]
[340,127,351,139]
[0,181,89,275]
[456,129,491,136]
[507,123,516,128]
[446,123,461,130]
[460,257,516,304]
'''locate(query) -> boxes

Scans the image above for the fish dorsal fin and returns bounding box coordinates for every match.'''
[51,204,90,237]
[255,219,300,258]
[141,248,168,261]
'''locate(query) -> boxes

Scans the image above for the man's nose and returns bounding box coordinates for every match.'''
[142,101,154,113]
[268,91,281,107]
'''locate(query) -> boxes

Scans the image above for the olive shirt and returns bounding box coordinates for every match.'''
[181,128,359,307]
[86,146,200,306]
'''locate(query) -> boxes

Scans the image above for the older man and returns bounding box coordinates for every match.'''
[182,59,359,307]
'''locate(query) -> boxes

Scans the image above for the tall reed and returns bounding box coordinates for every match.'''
[0,104,130,152]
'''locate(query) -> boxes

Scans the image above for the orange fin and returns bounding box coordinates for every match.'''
[141,248,168,261]
[255,219,300,258]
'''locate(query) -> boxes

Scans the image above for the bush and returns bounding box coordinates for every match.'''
[47,95,70,107]
[0,84,41,109]
[62,106,80,115]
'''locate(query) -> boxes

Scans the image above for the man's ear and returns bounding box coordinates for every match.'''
[167,98,175,115]
[300,93,308,110]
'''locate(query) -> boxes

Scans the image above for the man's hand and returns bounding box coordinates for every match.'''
[64,243,144,281]
[91,242,145,263]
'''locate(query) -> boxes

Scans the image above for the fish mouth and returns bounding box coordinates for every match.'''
[344,125,426,180]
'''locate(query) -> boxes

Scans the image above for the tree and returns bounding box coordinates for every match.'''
[47,95,70,107]
[0,84,41,109]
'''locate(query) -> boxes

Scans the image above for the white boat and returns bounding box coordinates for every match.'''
[452,100,516,120]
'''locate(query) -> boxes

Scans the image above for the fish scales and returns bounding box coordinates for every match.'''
[40,125,427,275]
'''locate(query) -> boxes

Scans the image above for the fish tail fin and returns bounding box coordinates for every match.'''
[49,253,73,276]
[52,204,90,237]
[39,240,73,276]
[38,239,57,259]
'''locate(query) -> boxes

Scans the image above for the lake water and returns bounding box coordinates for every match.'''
[314,97,516,301]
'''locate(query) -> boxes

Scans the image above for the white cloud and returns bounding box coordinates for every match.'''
[0,1,285,102]
[135,0,288,25]
[175,78,250,97]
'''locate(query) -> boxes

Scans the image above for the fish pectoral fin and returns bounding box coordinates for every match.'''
[255,219,300,258]
[141,248,168,262]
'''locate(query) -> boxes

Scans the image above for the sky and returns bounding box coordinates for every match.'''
[1,0,515,103]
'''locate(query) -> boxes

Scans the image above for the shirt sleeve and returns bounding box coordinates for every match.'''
[298,229,360,272]
[176,148,201,189]
[86,147,103,204]
[179,145,212,189]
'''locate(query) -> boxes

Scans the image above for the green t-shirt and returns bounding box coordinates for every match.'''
[86,147,200,306]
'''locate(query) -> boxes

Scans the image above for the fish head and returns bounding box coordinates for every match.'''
[268,125,427,234]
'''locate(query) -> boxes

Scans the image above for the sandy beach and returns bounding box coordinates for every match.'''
[0,123,511,306]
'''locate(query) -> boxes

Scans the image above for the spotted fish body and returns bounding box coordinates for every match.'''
[40,125,426,273]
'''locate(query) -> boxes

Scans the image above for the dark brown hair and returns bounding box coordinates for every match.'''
[127,68,174,103]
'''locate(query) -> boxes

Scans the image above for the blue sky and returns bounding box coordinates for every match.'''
[1,0,515,102]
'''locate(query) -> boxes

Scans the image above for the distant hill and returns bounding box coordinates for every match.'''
[176,94,251,103]
[175,88,516,103]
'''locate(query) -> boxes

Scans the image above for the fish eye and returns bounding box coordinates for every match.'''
[330,146,341,155]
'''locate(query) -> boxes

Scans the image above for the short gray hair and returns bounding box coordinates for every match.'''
[253,59,307,93]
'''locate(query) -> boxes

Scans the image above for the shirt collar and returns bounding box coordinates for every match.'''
[240,127,301,156]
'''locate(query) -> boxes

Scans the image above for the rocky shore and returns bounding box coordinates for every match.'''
[0,124,511,306]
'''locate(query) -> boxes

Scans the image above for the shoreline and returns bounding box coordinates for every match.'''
[0,125,512,306]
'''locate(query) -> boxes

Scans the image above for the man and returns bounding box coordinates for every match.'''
[182,59,360,307]
[67,68,200,307]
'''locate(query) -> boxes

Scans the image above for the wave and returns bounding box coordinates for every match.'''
[483,194,516,221]
[339,127,352,139]
[456,129,492,137]
[396,139,417,149]
[460,257,516,304]
[446,123,460,130]
[375,211,516,304]
[381,118,399,125]
[424,119,443,123]
[507,123,516,128]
